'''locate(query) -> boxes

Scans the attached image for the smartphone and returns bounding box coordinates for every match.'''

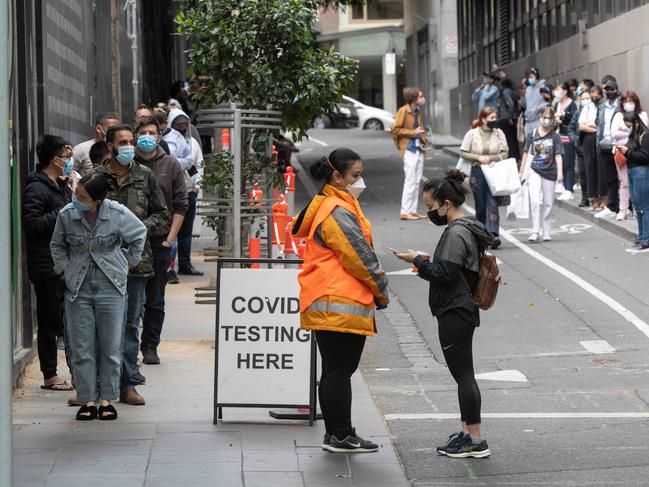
[387,247,401,254]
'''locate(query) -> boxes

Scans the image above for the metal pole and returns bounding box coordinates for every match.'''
[0,0,13,481]
[233,109,242,258]
[126,0,138,112]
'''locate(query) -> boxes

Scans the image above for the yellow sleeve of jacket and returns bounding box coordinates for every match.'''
[319,207,389,306]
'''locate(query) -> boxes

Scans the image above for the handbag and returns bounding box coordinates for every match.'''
[508,182,529,219]
[614,146,627,167]
[456,156,472,177]
[480,157,522,196]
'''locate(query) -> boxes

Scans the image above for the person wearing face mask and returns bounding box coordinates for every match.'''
[472,72,499,113]
[72,112,121,177]
[519,107,564,242]
[594,77,622,219]
[133,117,188,365]
[567,82,594,207]
[460,107,509,249]
[611,91,648,221]
[292,148,389,453]
[93,123,168,406]
[579,86,606,211]
[163,108,204,279]
[22,135,76,392]
[617,115,649,253]
[554,82,577,201]
[50,172,147,421]
[393,170,493,458]
[521,68,548,138]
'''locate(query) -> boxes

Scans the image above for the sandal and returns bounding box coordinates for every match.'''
[41,381,75,391]
[76,405,97,421]
[98,404,118,421]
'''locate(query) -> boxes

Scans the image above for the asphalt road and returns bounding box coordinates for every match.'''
[293,128,649,486]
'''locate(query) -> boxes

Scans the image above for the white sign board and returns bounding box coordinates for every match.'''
[444,36,458,56]
[216,268,311,406]
[384,52,396,75]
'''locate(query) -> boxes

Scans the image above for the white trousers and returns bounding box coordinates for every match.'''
[401,150,424,215]
[528,170,556,236]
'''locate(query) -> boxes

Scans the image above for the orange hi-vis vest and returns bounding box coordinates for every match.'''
[298,194,377,336]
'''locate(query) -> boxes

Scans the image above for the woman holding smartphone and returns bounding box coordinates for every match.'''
[393,169,493,458]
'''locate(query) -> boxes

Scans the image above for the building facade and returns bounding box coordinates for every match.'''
[451,0,649,137]
[316,1,406,114]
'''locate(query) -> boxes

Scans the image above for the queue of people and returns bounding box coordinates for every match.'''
[22,89,205,419]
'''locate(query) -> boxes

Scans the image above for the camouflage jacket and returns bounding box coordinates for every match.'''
[94,161,168,277]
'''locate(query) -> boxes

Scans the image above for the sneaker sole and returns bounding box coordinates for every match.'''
[325,445,379,453]
[435,448,448,456]
[446,448,491,458]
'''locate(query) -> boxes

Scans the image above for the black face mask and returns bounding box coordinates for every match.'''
[605,91,618,101]
[427,209,448,226]
[486,120,498,129]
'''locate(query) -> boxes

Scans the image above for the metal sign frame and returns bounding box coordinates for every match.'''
[213,258,317,425]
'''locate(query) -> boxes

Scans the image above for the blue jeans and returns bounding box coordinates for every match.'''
[121,276,147,392]
[178,190,198,268]
[65,263,126,402]
[562,139,576,192]
[471,165,500,236]
[628,164,649,244]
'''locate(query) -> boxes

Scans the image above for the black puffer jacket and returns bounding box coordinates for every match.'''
[413,217,493,326]
[22,171,67,281]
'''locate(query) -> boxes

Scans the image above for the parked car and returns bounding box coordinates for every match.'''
[343,95,395,131]
[312,101,359,129]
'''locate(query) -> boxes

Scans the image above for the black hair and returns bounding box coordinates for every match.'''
[582,78,595,89]
[134,116,160,134]
[169,81,184,99]
[422,169,471,207]
[36,134,69,170]
[601,74,617,85]
[95,111,119,126]
[559,81,571,93]
[105,124,133,143]
[78,172,116,202]
[568,78,578,88]
[89,141,111,167]
[309,148,362,183]
[152,110,167,125]
[500,77,515,90]
[590,85,603,98]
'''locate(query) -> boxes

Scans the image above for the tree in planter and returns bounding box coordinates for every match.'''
[176,0,358,239]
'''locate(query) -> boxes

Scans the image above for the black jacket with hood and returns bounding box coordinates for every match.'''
[22,171,68,281]
[413,217,492,326]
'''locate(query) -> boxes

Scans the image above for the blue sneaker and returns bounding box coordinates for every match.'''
[435,431,464,456]
[445,434,490,458]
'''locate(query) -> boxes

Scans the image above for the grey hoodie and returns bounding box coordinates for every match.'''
[413,217,493,326]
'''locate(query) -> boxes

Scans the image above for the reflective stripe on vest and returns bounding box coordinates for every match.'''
[306,300,375,318]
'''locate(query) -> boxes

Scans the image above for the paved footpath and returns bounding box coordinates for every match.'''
[12,257,409,487]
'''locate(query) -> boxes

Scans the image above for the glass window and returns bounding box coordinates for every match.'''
[366,1,403,20]
[351,4,364,19]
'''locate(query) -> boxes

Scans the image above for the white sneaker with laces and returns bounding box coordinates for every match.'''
[616,211,627,221]
[557,191,574,201]
[595,207,615,219]
[543,234,552,241]
[528,233,540,242]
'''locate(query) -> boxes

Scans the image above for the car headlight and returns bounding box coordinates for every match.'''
[339,106,351,115]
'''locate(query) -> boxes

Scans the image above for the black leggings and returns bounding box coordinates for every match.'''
[438,311,481,425]
[315,330,366,438]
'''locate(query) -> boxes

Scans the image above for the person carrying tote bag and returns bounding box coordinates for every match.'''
[459,107,509,249]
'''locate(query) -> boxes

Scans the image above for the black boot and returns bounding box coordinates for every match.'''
[142,347,160,365]
[178,264,204,276]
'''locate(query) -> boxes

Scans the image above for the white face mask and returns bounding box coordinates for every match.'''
[346,177,366,199]
[623,102,636,113]
[540,117,553,128]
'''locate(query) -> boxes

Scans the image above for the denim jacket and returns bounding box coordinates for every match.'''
[50,199,147,301]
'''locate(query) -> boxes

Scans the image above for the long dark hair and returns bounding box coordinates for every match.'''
[309,148,361,183]
[79,172,116,201]
[423,169,471,207]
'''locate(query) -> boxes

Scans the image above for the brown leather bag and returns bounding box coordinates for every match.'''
[460,254,501,310]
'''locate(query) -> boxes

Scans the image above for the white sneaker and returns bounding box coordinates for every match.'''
[594,207,615,219]
[557,191,574,201]
[528,233,540,242]
[616,211,627,221]
[555,182,565,194]
[543,235,552,241]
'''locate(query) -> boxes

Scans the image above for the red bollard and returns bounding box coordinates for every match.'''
[271,195,289,246]
[249,238,261,268]
[284,166,295,193]
[221,129,230,151]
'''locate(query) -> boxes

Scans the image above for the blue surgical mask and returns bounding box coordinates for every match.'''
[113,145,135,166]
[64,158,73,176]
[72,196,91,213]
[528,77,537,86]
[136,134,157,153]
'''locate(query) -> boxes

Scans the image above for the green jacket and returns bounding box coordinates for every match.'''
[94,161,168,277]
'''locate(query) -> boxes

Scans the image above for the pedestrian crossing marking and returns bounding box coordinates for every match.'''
[475,369,528,382]
[579,340,616,354]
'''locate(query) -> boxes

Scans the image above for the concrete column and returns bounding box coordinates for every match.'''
[382,53,397,114]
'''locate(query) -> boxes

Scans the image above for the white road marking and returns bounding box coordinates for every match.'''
[308,136,329,147]
[580,340,616,354]
[384,412,649,420]
[475,370,528,382]
[375,368,391,371]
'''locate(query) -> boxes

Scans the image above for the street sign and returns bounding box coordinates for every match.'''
[384,52,396,75]
[214,259,316,423]
[444,35,458,56]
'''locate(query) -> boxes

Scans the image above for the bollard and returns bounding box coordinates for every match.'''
[249,238,261,268]
[271,195,289,258]
[284,166,295,215]
[249,182,263,206]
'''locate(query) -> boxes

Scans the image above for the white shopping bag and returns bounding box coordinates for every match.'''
[455,156,472,178]
[480,158,521,196]
[508,181,529,219]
